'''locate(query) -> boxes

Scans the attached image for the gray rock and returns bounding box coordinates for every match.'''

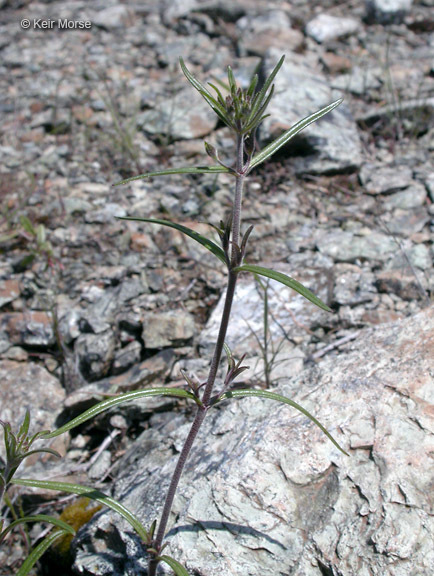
[88,449,112,481]
[93,5,135,30]
[333,264,377,306]
[262,50,363,175]
[386,207,430,235]
[142,310,195,349]
[331,66,382,96]
[63,197,93,215]
[376,270,427,300]
[359,163,413,195]
[317,230,396,262]
[199,266,331,356]
[162,0,199,22]
[424,172,434,202]
[194,0,246,22]
[112,340,142,374]
[79,277,147,332]
[388,242,432,272]
[75,330,116,382]
[384,182,427,210]
[366,0,413,24]
[64,349,176,414]
[72,308,434,576]
[237,9,292,33]
[0,278,20,309]
[138,87,217,141]
[0,360,66,465]
[236,11,302,56]
[357,97,434,138]
[85,203,127,224]
[407,243,432,270]
[306,14,361,43]
[0,311,55,348]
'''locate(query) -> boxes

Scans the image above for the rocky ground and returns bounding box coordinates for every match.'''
[0,0,433,575]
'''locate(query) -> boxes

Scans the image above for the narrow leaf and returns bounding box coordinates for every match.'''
[219,389,349,456]
[249,99,343,171]
[234,264,332,312]
[227,66,237,95]
[118,217,226,264]
[258,55,285,101]
[1,514,75,542]
[12,478,150,542]
[158,555,190,576]
[197,90,229,123]
[149,519,157,540]
[21,448,61,461]
[179,57,210,95]
[248,55,285,121]
[19,216,35,236]
[40,388,197,438]
[247,74,259,98]
[207,82,226,107]
[231,366,249,380]
[223,342,235,370]
[18,410,30,438]
[244,85,275,133]
[113,165,229,187]
[179,58,228,121]
[241,225,254,255]
[16,529,68,576]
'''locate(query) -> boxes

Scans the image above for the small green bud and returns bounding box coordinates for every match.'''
[204,141,218,161]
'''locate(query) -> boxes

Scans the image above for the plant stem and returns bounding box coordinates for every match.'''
[149,406,206,572]
[231,133,244,254]
[201,271,237,407]
[148,134,247,575]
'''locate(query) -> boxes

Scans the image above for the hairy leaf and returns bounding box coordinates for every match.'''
[243,85,275,133]
[40,388,197,438]
[18,410,30,439]
[219,389,349,455]
[158,555,190,576]
[248,99,343,171]
[119,217,227,264]
[234,264,332,312]
[113,165,229,187]
[19,216,36,236]
[1,514,75,542]
[16,529,68,576]
[246,74,259,98]
[179,58,229,123]
[12,478,150,542]
[247,55,285,125]
[207,83,226,107]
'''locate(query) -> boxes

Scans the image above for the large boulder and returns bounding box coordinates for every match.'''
[71,306,434,575]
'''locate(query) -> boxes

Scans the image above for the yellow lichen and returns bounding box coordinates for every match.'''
[51,497,102,562]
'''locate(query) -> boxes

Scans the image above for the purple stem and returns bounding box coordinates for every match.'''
[148,133,247,576]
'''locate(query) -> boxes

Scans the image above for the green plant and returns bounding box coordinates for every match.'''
[2,56,347,575]
[0,215,56,271]
[246,274,298,388]
[96,75,142,173]
[0,412,76,575]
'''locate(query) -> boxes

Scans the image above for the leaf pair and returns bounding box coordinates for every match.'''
[113,95,341,187]
[117,217,331,313]
[9,380,346,576]
[1,516,75,576]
